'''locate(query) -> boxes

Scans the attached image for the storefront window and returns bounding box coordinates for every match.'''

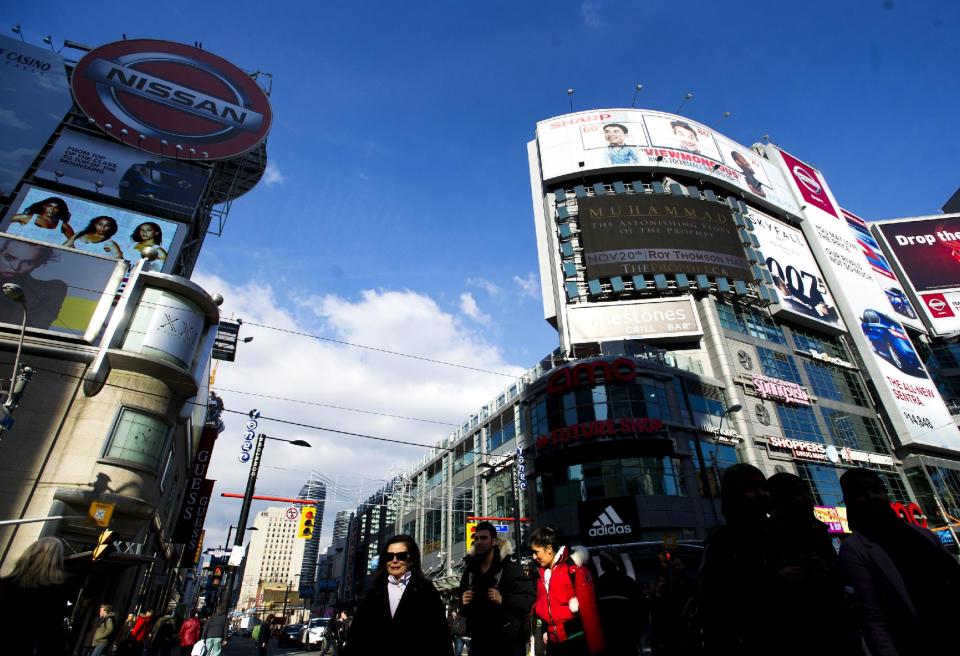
[535,457,686,512]
[796,462,843,507]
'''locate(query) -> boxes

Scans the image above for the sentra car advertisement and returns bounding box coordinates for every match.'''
[767,145,958,454]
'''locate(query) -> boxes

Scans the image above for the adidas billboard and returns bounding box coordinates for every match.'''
[578,496,641,546]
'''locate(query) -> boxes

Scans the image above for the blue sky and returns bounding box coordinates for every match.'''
[7,0,959,548]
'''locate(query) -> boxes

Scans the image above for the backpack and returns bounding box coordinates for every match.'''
[251,623,262,641]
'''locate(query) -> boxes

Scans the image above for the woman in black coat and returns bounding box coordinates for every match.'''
[344,534,452,656]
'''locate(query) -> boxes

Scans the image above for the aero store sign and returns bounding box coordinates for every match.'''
[767,146,959,453]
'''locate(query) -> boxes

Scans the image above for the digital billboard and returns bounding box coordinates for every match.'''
[843,209,923,330]
[71,39,272,161]
[768,145,959,453]
[535,109,799,213]
[0,35,73,196]
[576,194,750,280]
[3,186,185,273]
[36,130,210,218]
[873,215,960,335]
[0,234,125,339]
[750,211,843,332]
[566,297,703,344]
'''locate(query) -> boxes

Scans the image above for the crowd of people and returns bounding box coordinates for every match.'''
[0,466,956,655]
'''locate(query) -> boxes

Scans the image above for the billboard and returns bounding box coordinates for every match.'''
[768,145,959,453]
[873,215,960,335]
[71,39,272,161]
[0,234,125,339]
[843,209,923,330]
[576,194,749,280]
[535,109,799,213]
[750,212,843,332]
[35,130,210,218]
[566,297,702,344]
[3,186,185,273]
[0,35,73,196]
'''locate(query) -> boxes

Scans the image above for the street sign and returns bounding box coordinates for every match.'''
[494,524,509,533]
[88,501,114,528]
[285,506,300,521]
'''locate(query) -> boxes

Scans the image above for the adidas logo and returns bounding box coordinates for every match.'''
[588,505,633,537]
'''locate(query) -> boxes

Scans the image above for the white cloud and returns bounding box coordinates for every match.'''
[580,1,603,28]
[458,292,491,326]
[262,161,286,186]
[0,109,30,130]
[513,273,539,300]
[466,277,501,296]
[193,273,522,553]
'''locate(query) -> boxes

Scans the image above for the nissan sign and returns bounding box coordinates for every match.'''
[72,39,272,160]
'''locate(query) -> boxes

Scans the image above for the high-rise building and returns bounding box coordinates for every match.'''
[332,511,352,541]
[297,479,326,597]
[237,507,306,611]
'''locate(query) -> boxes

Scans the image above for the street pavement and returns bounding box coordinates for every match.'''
[221,637,319,655]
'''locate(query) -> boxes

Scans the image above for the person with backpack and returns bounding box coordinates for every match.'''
[252,614,273,656]
[458,522,535,656]
[178,610,202,656]
[530,525,605,655]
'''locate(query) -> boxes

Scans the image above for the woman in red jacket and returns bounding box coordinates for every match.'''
[178,610,202,656]
[531,525,605,655]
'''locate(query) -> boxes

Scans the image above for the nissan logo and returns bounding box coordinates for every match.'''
[928,298,947,312]
[792,165,822,195]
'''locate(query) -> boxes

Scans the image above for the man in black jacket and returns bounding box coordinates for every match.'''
[459,522,535,656]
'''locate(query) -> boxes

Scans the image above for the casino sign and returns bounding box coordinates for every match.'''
[72,39,272,160]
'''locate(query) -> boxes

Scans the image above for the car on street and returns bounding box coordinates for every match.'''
[299,617,330,651]
[860,309,926,377]
[278,623,303,647]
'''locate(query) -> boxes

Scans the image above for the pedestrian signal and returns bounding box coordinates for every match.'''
[93,529,116,560]
[297,506,316,539]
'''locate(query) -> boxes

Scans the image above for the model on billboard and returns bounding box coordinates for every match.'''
[671,120,700,154]
[128,222,167,262]
[730,151,766,198]
[0,239,67,330]
[64,216,123,259]
[8,197,75,240]
[602,123,639,165]
[769,270,838,322]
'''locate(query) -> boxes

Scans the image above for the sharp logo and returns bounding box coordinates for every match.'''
[793,165,822,195]
[71,39,272,160]
[588,505,633,537]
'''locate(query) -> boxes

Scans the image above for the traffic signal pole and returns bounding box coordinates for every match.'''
[219,433,265,612]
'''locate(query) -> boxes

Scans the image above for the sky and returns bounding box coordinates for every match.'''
[6,0,960,554]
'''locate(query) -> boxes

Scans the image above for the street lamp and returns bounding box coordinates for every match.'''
[717,403,743,437]
[1,283,31,432]
[224,525,258,551]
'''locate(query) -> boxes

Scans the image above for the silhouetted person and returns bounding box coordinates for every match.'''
[767,472,853,656]
[594,549,644,656]
[839,468,960,656]
[699,464,774,655]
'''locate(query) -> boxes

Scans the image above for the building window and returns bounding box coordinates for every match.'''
[159,449,174,491]
[102,407,170,470]
[489,407,516,452]
[796,462,843,507]
[690,439,739,496]
[803,361,870,407]
[717,302,786,345]
[775,404,824,444]
[757,347,802,383]
[821,408,888,453]
[791,327,850,360]
[453,488,473,543]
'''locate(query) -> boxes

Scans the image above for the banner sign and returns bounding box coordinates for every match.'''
[843,210,923,330]
[535,417,664,450]
[751,211,843,331]
[767,145,959,453]
[751,374,811,406]
[576,194,749,280]
[566,297,702,343]
[71,39,272,161]
[3,186,185,273]
[535,109,799,213]
[0,35,72,196]
[768,435,828,461]
[36,130,210,218]
[173,426,218,544]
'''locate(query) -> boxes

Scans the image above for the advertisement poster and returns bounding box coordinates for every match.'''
[873,215,960,335]
[750,211,843,332]
[535,109,799,213]
[0,35,73,196]
[36,130,209,218]
[2,186,185,273]
[576,195,750,280]
[0,234,125,339]
[566,297,703,344]
[842,209,923,330]
[767,145,959,453]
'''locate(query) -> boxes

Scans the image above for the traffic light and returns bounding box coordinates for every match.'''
[466,521,477,550]
[297,506,316,539]
[93,529,116,560]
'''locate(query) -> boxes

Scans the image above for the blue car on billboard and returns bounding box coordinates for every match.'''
[860,309,926,378]
[885,288,918,320]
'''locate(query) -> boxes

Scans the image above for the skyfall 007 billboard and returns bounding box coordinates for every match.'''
[3,186,185,273]
[576,194,750,280]
[35,130,210,218]
[535,109,799,213]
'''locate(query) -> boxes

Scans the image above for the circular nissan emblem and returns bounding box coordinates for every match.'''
[928,298,947,312]
[72,39,272,160]
[792,165,822,195]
